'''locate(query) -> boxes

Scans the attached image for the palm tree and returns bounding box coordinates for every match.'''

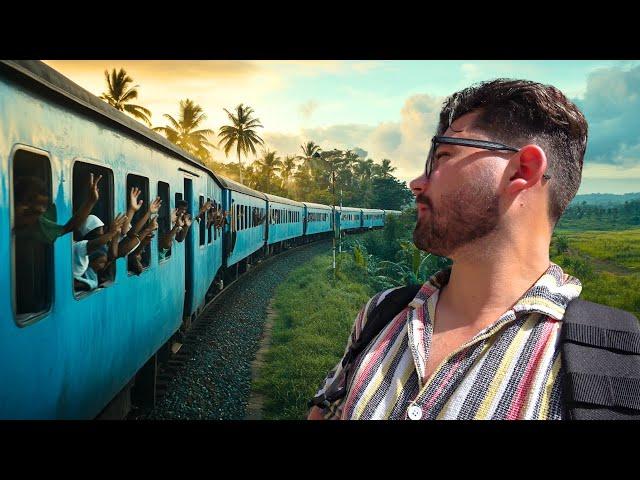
[299,141,321,167]
[354,158,375,183]
[317,149,348,203]
[374,158,396,178]
[218,104,264,184]
[253,149,283,192]
[153,99,215,162]
[100,68,152,126]
[280,155,298,192]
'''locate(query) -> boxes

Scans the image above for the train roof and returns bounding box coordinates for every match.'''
[301,201,332,210]
[0,60,223,187]
[336,206,362,212]
[264,193,304,208]
[361,208,385,213]
[215,175,267,200]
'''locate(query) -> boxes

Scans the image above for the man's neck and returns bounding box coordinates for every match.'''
[436,238,551,331]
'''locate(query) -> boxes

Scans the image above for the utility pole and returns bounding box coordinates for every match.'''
[339,188,343,254]
[315,151,336,272]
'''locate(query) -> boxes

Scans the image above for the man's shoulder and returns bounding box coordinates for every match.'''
[359,284,424,329]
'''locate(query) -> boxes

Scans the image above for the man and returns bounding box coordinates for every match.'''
[73,213,126,291]
[13,173,102,243]
[174,200,193,243]
[308,78,635,420]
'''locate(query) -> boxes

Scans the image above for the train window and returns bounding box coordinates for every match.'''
[236,204,240,231]
[212,200,217,241]
[73,161,115,294]
[198,196,205,246]
[157,181,171,260]
[207,197,212,244]
[243,205,247,230]
[127,174,151,271]
[11,148,54,324]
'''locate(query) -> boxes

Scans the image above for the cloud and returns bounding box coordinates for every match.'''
[575,65,640,167]
[260,93,446,182]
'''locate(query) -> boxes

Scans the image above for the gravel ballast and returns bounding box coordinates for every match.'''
[133,240,331,420]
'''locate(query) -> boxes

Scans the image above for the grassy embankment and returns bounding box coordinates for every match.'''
[252,251,374,420]
[255,216,640,419]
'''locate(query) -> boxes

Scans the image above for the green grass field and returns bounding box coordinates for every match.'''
[551,228,640,318]
[253,253,373,420]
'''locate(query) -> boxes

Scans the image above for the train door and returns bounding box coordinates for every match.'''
[264,201,270,243]
[183,178,194,318]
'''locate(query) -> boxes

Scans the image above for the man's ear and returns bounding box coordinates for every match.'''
[506,144,548,194]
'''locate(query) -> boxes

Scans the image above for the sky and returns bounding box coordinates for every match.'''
[43,60,640,194]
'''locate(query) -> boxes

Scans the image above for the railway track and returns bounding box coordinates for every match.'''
[126,239,332,419]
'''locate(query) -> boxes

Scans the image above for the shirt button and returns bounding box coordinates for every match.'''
[408,405,423,420]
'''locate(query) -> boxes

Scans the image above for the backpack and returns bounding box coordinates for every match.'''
[310,285,640,420]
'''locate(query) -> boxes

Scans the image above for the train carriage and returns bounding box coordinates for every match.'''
[361,208,385,229]
[0,60,225,419]
[265,193,304,247]
[217,176,267,269]
[302,201,333,236]
[336,206,363,232]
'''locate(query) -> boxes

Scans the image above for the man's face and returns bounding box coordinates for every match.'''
[90,256,108,272]
[17,191,49,215]
[409,111,504,258]
[177,207,187,216]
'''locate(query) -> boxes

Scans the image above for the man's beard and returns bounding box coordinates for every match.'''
[413,176,501,258]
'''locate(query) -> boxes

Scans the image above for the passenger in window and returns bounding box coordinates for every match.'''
[117,195,162,257]
[196,200,213,224]
[129,217,158,274]
[213,206,228,230]
[14,173,102,244]
[252,208,266,226]
[175,200,194,243]
[159,208,184,260]
[73,213,126,291]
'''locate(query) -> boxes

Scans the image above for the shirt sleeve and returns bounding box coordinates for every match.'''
[38,204,66,244]
[311,288,399,419]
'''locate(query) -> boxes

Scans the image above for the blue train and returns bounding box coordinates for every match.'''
[0,60,400,419]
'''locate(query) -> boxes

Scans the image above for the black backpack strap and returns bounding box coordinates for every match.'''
[309,284,422,408]
[341,284,422,368]
[561,298,640,420]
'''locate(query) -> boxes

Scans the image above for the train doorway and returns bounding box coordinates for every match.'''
[183,178,194,319]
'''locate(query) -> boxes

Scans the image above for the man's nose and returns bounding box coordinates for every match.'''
[409,173,428,196]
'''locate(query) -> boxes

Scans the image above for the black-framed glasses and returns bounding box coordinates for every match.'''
[425,135,551,180]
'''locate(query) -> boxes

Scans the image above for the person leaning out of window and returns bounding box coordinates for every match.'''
[13,173,102,244]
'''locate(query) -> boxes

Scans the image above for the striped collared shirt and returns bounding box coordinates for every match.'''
[314,262,583,420]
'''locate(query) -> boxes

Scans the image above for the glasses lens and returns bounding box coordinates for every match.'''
[425,139,436,178]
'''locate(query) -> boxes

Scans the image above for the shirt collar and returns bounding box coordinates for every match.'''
[417,262,583,321]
